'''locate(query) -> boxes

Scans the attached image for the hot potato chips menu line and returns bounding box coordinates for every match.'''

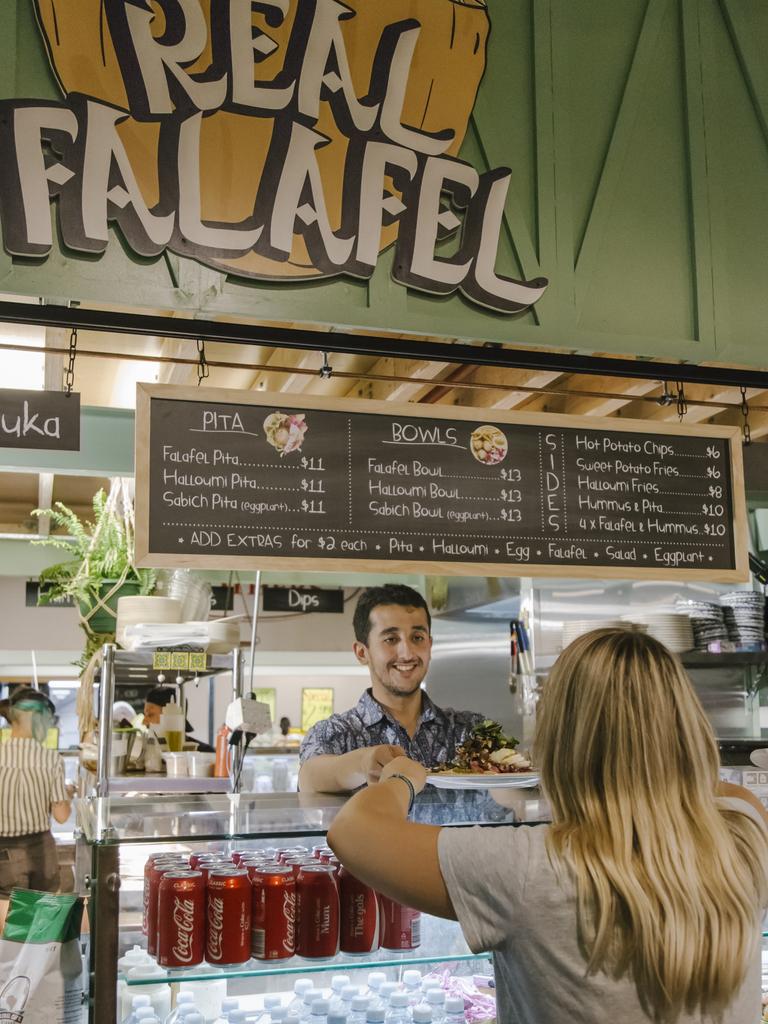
[147,397,737,571]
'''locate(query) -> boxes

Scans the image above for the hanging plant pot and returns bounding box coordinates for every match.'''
[80,578,143,635]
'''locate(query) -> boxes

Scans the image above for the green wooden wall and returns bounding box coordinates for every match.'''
[0,0,767,365]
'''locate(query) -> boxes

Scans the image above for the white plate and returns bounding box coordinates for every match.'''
[426,771,540,790]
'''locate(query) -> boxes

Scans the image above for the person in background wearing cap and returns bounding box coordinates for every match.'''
[0,687,73,897]
[142,686,214,752]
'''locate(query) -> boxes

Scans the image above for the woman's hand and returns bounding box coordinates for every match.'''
[379,756,428,794]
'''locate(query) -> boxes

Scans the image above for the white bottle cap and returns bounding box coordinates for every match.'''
[351,996,370,1012]
[445,996,465,1013]
[379,983,397,999]
[221,998,239,1011]
[264,995,282,1009]
[130,995,151,1007]
[341,986,359,1000]
[367,972,386,990]
[389,993,409,1008]
[331,974,351,992]
[402,970,422,988]
[184,1015,205,1024]
[303,988,323,1006]
[426,990,446,1006]
[365,1009,385,1023]
[327,1015,348,1024]
[412,1007,433,1023]
[294,979,313,996]
[311,999,331,1015]
[270,1010,288,1023]
[135,1011,157,1021]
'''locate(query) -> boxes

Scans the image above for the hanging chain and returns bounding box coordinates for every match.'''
[64,327,77,396]
[740,385,752,445]
[676,382,687,422]
[319,351,333,380]
[196,338,209,386]
[657,380,674,407]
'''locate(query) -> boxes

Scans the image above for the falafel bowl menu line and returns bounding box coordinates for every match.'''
[134,385,748,581]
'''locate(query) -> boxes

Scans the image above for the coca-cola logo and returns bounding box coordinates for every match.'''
[171,897,196,963]
[282,889,296,953]
[207,895,225,961]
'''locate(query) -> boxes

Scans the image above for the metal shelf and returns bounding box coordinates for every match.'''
[96,648,237,686]
[680,651,768,668]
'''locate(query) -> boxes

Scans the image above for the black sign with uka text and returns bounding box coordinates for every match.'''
[135,386,748,581]
[0,390,80,450]
[263,587,345,614]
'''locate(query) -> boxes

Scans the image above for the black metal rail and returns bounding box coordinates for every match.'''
[3,300,767,389]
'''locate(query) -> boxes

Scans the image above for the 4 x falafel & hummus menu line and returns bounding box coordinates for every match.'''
[134,386,748,581]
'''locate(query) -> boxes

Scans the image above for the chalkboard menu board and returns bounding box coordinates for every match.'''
[135,385,748,581]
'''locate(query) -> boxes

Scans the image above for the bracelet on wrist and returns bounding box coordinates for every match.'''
[387,772,416,815]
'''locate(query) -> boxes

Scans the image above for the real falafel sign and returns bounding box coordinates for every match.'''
[135,385,749,581]
[0,0,546,315]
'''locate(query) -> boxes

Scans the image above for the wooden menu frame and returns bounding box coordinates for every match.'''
[135,384,749,582]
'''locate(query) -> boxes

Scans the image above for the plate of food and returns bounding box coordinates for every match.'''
[427,720,540,790]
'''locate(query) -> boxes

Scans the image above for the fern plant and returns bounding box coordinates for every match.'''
[32,485,155,666]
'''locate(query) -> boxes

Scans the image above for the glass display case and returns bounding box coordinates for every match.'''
[76,786,549,1022]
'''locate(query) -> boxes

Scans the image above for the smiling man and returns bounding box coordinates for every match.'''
[298,584,484,794]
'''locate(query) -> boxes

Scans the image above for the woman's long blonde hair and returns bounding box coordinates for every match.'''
[534,627,767,1021]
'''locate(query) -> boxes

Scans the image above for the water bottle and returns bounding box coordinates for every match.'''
[213,998,240,1024]
[163,993,196,1024]
[270,1010,289,1023]
[309,999,331,1023]
[401,971,422,1006]
[348,995,369,1024]
[184,1015,205,1024]
[384,992,409,1024]
[411,1007,433,1024]
[425,990,446,1024]
[338,986,359,1009]
[365,1008,385,1024]
[444,997,465,1022]
[330,976,350,997]
[227,1012,249,1024]
[301,989,324,1020]
[375,983,398,1009]
[327,1013,347,1024]
[288,980,314,1014]
[264,995,283,1012]
[135,1011,160,1024]
[365,974,386,1000]
[125,995,152,1023]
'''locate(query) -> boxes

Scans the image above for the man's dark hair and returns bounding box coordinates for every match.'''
[353,584,431,645]
[145,686,175,707]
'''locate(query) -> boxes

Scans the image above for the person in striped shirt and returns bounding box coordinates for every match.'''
[0,687,73,895]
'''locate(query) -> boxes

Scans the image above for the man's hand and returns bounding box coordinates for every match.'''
[380,755,428,794]
[360,744,406,786]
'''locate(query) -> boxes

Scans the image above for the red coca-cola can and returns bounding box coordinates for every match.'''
[296,864,339,959]
[231,849,254,865]
[206,868,251,965]
[157,870,206,967]
[338,867,380,954]
[189,851,224,869]
[379,895,422,950]
[251,866,296,960]
[318,850,335,864]
[144,858,188,952]
[283,856,316,878]
[198,859,232,885]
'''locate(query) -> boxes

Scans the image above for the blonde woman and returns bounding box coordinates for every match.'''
[328,628,768,1023]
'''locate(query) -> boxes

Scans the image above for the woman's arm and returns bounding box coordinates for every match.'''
[327,757,457,919]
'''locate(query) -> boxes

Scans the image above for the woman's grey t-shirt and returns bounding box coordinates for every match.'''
[438,800,764,1023]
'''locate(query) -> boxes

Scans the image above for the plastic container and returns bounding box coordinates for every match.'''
[160,702,186,752]
[214,725,232,778]
[162,752,188,777]
[180,974,227,1021]
[118,946,154,1021]
[186,751,215,777]
[124,965,171,1023]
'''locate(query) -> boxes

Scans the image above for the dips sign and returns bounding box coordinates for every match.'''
[0,0,547,315]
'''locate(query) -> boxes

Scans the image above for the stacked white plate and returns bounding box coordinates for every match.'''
[621,612,694,653]
[561,619,626,648]
[720,591,766,646]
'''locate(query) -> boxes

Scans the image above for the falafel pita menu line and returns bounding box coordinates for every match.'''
[1,0,546,314]
[134,385,749,582]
